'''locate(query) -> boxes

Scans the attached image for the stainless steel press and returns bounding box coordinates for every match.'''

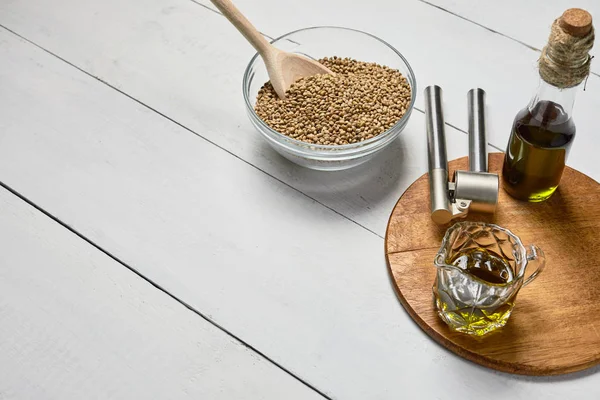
[425,86,499,225]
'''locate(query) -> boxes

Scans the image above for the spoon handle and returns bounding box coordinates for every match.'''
[209,0,273,56]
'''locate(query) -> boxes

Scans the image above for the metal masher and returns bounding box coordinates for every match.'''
[425,86,499,225]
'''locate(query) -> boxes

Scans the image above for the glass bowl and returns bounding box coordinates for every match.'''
[243,26,417,171]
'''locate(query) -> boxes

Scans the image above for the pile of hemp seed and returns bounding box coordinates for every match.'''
[254,56,411,146]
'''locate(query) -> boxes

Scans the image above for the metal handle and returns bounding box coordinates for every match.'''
[467,88,487,173]
[425,86,448,171]
[425,86,453,224]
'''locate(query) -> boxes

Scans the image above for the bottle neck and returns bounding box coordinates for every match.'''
[528,78,578,121]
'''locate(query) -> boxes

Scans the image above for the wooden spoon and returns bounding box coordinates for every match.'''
[209,0,334,99]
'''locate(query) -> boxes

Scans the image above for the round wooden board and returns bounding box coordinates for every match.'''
[385,153,600,376]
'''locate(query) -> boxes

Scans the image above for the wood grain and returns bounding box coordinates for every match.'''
[385,153,600,375]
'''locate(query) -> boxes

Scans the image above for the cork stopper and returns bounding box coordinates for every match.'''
[538,8,595,88]
[559,8,593,37]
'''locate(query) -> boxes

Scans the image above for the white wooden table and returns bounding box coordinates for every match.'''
[1,0,599,398]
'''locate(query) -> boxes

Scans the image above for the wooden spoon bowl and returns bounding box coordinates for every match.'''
[210,0,333,98]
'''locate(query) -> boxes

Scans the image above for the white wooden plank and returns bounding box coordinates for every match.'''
[193,0,600,179]
[0,188,324,400]
[1,0,476,237]
[422,0,599,74]
[2,0,599,227]
[1,22,600,400]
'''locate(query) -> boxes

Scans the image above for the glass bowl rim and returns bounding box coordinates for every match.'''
[242,25,417,152]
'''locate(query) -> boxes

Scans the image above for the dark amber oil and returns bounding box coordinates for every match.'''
[502,100,575,202]
[449,248,514,284]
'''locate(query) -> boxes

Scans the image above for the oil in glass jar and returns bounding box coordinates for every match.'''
[502,8,594,202]
[503,98,576,201]
[450,247,514,284]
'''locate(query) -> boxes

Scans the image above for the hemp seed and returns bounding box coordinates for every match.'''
[255,57,412,146]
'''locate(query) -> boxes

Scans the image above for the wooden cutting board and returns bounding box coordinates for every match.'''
[385,153,600,375]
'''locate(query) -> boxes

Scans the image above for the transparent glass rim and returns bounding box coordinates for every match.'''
[242,26,417,156]
[434,221,527,286]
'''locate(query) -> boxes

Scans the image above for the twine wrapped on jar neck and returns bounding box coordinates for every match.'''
[539,8,595,89]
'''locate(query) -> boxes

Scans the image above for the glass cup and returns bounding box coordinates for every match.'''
[433,222,545,336]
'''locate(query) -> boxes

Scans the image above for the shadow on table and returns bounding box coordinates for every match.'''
[266,135,415,217]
